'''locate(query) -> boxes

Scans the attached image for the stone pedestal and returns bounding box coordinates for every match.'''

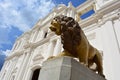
[38,56,105,80]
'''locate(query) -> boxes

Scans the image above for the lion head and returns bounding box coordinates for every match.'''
[49,17,61,35]
[49,15,81,35]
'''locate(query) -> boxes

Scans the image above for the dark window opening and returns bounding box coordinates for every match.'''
[31,68,40,80]
[44,32,47,38]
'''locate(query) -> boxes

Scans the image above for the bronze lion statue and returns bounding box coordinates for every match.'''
[49,15,105,77]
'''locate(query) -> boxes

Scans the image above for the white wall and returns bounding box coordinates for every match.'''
[85,20,120,80]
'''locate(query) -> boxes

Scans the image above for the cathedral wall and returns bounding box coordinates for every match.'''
[0,0,120,80]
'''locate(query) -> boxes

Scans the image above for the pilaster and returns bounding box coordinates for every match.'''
[53,39,62,56]
[4,58,17,80]
[47,41,55,58]
[32,31,38,42]
[17,53,30,80]
[36,30,45,42]
[22,48,35,80]
[13,53,26,80]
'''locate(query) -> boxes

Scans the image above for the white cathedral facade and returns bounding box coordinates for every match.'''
[0,0,120,80]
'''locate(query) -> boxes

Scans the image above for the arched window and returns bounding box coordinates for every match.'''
[31,68,41,80]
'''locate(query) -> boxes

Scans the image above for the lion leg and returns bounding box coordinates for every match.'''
[94,53,105,78]
[79,57,88,67]
[78,50,88,67]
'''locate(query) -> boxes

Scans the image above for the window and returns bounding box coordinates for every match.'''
[44,32,47,38]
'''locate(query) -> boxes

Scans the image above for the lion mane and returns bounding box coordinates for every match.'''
[49,15,105,78]
[54,15,81,56]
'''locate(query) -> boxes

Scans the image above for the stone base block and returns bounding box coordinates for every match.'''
[38,56,105,80]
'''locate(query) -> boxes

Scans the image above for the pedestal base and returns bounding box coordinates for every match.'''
[39,56,105,80]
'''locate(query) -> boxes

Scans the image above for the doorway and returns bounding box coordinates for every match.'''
[31,68,40,80]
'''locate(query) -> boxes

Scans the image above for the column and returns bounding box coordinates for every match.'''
[20,40,26,49]
[4,59,17,80]
[16,53,30,80]
[47,29,52,37]
[71,10,75,19]
[36,30,44,41]
[7,59,17,80]
[31,31,38,42]
[29,32,34,42]
[47,41,55,58]
[14,42,19,50]
[22,49,35,80]
[3,61,12,80]
[53,39,62,56]
[67,9,70,17]
[69,9,75,18]
[18,41,22,50]
[11,42,17,51]
[14,54,26,80]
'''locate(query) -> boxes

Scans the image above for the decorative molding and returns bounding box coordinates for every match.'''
[33,54,44,61]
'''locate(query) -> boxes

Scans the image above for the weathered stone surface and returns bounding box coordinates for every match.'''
[38,56,105,80]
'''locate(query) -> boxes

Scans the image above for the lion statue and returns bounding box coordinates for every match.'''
[49,15,105,77]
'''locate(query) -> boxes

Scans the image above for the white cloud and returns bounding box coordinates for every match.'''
[0,0,56,32]
[0,49,11,56]
[3,49,11,56]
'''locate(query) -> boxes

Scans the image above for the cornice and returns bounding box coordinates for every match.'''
[6,49,25,60]
[5,46,34,61]
[24,34,59,49]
